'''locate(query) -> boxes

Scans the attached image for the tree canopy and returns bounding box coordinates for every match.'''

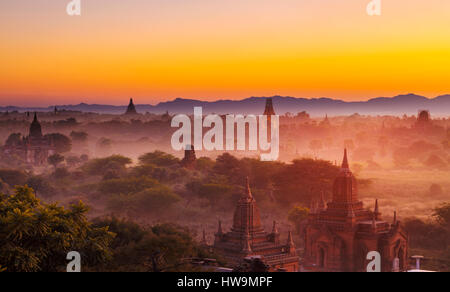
[0,186,114,272]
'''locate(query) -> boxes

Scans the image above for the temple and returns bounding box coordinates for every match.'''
[181,145,197,169]
[214,178,299,272]
[303,150,409,272]
[125,98,138,115]
[263,98,276,116]
[3,113,55,166]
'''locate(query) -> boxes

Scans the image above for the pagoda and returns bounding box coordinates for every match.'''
[125,98,138,115]
[304,150,409,272]
[214,178,299,272]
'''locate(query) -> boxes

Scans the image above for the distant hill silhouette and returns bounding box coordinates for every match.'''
[1,94,449,116]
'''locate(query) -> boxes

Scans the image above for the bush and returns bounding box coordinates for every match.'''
[99,177,158,196]
[0,186,114,272]
[82,155,132,176]
[138,151,180,167]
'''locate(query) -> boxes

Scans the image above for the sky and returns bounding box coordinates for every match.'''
[1,0,450,106]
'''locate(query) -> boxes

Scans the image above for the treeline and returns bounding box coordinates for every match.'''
[0,186,216,272]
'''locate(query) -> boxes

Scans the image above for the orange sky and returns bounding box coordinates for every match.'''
[1,0,450,106]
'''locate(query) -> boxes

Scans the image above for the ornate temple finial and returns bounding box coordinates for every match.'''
[272,221,278,234]
[374,199,380,220]
[243,176,253,200]
[342,148,349,169]
[287,231,295,246]
[33,112,38,122]
[393,211,397,225]
[287,231,296,255]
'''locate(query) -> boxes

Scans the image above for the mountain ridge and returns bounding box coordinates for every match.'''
[1,94,449,116]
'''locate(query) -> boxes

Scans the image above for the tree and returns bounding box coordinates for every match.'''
[0,186,114,272]
[288,205,310,234]
[138,151,180,167]
[70,131,88,143]
[82,155,132,177]
[274,159,339,206]
[198,183,233,205]
[130,186,181,213]
[99,177,158,196]
[44,133,72,153]
[47,153,65,169]
[26,176,55,198]
[5,133,22,146]
[91,220,215,272]
[433,203,450,230]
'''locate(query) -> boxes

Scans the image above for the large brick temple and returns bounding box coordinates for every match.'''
[214,178,299,272]
[304,150,409,272]
[3,113,55,166]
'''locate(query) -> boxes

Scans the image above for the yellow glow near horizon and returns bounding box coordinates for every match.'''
[1,0,450,106]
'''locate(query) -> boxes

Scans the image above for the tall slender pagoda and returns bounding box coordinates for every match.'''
[263,98,276,116]
[214,178,299,272]
[125,98,138,115]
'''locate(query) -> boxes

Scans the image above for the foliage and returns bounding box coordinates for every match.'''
[52,167,71,180]
[99,177,158,196]
[138,151,180,167]
[273,159,339,205]
[44,133,72,153]
[0,186,114,272]
[81,155,132,177]
[92,220,214,272]
[433,202,450,230]
[47,153,65,168]
[198,183,233,204]
[288,205,310,233]
[26,176,55,198]
[70,131,88,143]
[5,133,22,146]
[404,218,448,250]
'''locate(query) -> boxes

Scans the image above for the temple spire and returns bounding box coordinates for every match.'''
[242,177,253,201]
[29,113,43,138]
[263,98,275,116]
[125,98,137,115]
[374,199,380,220]
[342,148,349,169]
[287,231,296,254]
